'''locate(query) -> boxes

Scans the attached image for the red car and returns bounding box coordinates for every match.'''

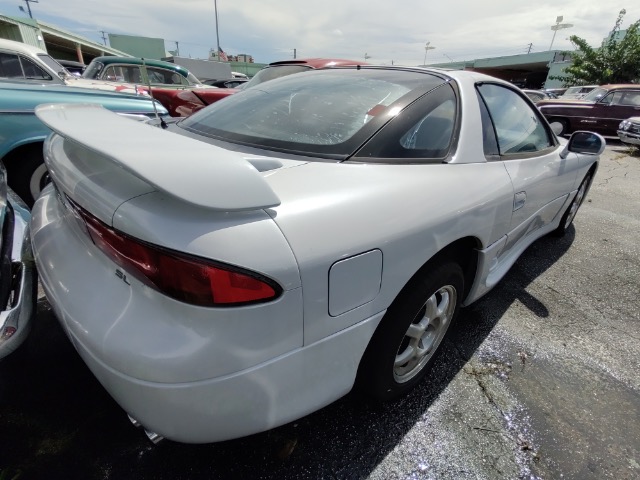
[161,58,368,117]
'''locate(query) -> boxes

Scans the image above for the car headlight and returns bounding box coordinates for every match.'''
[619,120,630,131]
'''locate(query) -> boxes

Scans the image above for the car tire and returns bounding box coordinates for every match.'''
[553,172,592,237]
[4,143,48,207]
[356,261,464,401]
[549,118,569,136]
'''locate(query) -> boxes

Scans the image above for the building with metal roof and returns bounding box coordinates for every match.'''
[426,50,573,89]
[0,14,131,64]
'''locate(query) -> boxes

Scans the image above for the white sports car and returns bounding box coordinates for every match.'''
[30,66,605,444]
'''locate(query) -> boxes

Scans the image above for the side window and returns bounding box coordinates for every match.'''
[599,93,614,105]
[399,96,455,156]
[146,68,183,85]
[20,57,51,80]
[476,91,499,156]
[618,91,640,106]
[0,52,23,78]
[123,67,142,83]
[477,83,552,155]
[0,53,51,80]
[104,65,125,81]
[353,83,457,161]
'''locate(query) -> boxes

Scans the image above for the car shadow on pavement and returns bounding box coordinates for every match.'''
[0,229,575,480]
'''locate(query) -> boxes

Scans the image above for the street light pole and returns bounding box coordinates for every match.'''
[214,0,221,56]
[423,42,435,65]
[549,16,573,50]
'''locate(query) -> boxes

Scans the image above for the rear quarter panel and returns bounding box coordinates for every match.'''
[265,161,515,344]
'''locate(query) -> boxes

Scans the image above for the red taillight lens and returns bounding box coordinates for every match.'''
[68,198,280,307]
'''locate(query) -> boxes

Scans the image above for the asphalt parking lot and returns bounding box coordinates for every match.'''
[1,142,639,480]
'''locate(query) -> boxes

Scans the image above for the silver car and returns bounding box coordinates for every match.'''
[30,66,605,443]
[0,163,36,360]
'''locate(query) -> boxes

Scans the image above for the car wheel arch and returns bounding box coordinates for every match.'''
[380,236,481,322]
[355,236,480,363]
[420,236,481,302]
[353,236,480,399]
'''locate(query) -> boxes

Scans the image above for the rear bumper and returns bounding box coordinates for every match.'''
[0,189,37,360]
[617,130,640,146]
[31,184,383,442]
[65,308,383,443]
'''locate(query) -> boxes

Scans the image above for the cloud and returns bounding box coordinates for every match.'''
[0,0,637,64]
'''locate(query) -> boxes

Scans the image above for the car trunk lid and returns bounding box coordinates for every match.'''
[36,103,281,226]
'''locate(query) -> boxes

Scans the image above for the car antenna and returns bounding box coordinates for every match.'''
[141,57,168,129]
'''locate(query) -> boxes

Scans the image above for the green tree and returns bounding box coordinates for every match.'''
[551,9,640,86]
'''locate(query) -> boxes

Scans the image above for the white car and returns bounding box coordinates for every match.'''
[30,66,605,444]
[618,117,640,146]
[560,85,599,100]
[0,38,146,95]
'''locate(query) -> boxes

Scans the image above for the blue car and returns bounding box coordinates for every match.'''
[0,81,168,205]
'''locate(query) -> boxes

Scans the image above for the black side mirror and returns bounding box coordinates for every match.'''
[560,131,606,158]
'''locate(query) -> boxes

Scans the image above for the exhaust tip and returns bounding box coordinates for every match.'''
[145,429,164,444]
[127,414,142,428]
[128,414,164,444]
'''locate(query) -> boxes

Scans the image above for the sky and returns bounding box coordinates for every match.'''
[1,0,638,65]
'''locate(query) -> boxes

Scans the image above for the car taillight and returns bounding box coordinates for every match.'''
[67,197,281,307]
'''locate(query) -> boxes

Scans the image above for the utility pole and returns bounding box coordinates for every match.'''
[175,41,180,57]
[99,30,108,46]
[293,48,296,59]
[526,43,533,54]
[20,0,38,19]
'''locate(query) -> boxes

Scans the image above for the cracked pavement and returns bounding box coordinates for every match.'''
[0,143,638,479]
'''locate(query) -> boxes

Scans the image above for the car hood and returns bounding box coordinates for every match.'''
[65,77,150,96]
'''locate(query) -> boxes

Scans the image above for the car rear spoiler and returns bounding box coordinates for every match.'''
[35,104,280,211]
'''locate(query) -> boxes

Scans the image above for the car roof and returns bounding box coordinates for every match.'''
[89,56,192,77]
[268,58,369,68]
[598,84,640,90]
[0,38,47,55]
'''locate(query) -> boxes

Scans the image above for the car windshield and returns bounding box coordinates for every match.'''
[186,71,201,85]
[240,65,312,90]
[582,87,608,102]
[82,61,104,79]
[179,68,446,157]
